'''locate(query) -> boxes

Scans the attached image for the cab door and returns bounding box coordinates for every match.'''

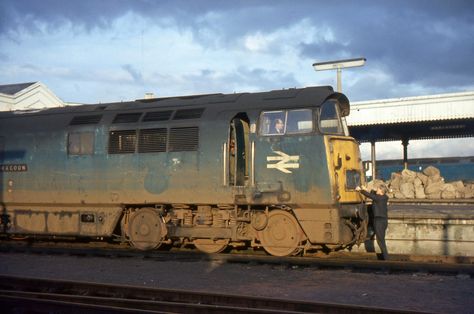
[326,136,364,203]
[229,115,249,187]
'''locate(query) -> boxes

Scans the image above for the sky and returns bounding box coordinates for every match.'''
[1,0,473,160]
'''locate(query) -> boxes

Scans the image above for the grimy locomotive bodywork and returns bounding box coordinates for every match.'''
[0,86,367,256]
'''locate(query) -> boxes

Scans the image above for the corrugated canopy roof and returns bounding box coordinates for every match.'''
[347,91,474,126]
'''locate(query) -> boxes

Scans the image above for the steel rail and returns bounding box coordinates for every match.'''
[0,275,430,314]
[0,241,473,275]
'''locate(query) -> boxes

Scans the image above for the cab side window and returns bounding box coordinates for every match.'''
[259,111,286,135]
[286,109,313,134]
[259,109,313,136]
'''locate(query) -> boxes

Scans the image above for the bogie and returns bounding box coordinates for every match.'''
[117,204,366,257]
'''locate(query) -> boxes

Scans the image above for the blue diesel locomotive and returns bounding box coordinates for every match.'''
[0,86,367,256]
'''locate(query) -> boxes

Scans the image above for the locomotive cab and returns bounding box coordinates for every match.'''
[251,93,367,254]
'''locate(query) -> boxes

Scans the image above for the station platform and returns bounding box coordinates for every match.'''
[352,203,474,257]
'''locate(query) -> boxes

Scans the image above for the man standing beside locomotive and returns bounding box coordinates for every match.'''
[355,185,390,260]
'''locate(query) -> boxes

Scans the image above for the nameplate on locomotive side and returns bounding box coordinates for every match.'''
[0,164,28,172]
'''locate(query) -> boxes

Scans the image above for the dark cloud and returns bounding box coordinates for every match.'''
[1,0,122,35]
[1,0,473,96]
[0,0,258,36]
[299,1,474,92]
[2,0,472,37]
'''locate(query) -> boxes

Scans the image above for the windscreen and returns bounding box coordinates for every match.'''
[319,100,344,135]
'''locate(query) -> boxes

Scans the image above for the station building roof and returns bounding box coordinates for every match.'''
[347,91,474,142]
[0,81,65,111]
[0,82,37,95]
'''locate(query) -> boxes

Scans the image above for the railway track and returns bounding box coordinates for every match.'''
[1,240,473,276]
[0,275,430,313]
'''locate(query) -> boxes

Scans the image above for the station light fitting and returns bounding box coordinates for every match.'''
[312,57,367,93]
[312,57,367,71]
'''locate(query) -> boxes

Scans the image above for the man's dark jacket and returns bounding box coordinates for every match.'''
[360,190,388,218]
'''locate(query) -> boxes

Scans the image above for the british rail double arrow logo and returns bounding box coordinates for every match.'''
[267,151,300,174]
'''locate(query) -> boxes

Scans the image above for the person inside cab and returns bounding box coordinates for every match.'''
[274,118,284,134]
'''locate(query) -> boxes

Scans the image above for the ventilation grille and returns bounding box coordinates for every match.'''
[142,110,173,122]
[173,108,204,120]
[113,113,142,124]
[70,115,102,125]
[108,130,137,154]
[169,127,199,151]
[138,128,167,153]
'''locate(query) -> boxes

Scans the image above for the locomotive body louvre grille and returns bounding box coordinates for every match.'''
[138,128,167,153]
[142,110,173,122]
[113,113,142,124]
[173,108,204,120]
[108,130,137,154]
[70,115,102,125]
[169,127,199,151]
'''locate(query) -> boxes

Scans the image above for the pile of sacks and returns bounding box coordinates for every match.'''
[369,166,474,199]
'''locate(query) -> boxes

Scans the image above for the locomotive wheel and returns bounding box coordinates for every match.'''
[259,210,303,257]
[128,208,165,251]
[193,239,229,254]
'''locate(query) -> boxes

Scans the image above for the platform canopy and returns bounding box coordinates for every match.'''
[346,90,474,176]
[347,91,474,142]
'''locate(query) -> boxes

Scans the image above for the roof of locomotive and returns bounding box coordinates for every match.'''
[0,85,349,119]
